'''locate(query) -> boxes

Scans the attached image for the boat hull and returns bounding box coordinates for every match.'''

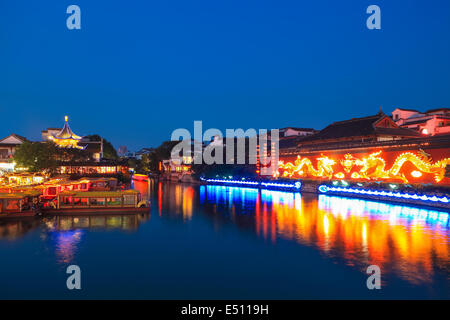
[43,207,150,215]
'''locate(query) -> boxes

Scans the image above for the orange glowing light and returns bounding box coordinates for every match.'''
[411,170,422,178]
[277,150,449,184]
[334,172,345,179]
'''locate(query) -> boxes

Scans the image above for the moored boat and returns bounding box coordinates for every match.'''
[0,190,42,219]
[44,189,150,215]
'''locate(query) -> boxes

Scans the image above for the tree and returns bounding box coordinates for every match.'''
[14,141,59,173]
[85,134,118,159]
[14,141,91,173]
[148,141,179,173]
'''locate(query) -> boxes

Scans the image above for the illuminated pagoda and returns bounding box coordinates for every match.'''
[49,116,85,149]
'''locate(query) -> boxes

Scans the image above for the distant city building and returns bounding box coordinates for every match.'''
[135,147,154,160]
[118,146,128,157]
[392,107,450,136]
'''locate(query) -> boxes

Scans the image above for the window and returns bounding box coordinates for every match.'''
[48,187,57,195]
[123,195,135,206]
[89,198,106,206]
[6,200,20,211]
[73,198,89,206]
[0,149,8,159]
[62,196,73,206]
[106,197,122,206]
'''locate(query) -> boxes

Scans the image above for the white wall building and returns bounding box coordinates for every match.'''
[392,108,450,136]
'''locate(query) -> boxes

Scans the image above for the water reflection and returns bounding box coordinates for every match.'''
[0,219,41,240]
[0,181,448,289]
[196,185,449,285]
[0,213,150,265]
[40,214,150,264]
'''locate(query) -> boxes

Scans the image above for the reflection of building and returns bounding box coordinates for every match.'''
[200,185,449,286]
[392,107,450,136]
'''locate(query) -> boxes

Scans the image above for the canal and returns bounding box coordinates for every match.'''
[0,181,448,299]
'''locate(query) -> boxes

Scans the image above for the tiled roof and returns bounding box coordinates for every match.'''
[297,113,420,143]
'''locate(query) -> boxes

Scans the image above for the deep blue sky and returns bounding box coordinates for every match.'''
[1,0,449,150]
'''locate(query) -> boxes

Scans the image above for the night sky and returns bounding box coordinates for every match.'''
[1,0,449,150]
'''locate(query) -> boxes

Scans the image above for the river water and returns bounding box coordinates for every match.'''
[0,180,448,299]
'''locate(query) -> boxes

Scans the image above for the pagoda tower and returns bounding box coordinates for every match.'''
[49,116,85,149]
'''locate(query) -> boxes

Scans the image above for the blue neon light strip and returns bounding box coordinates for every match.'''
[318,185,449,204]
[204,178,301,190]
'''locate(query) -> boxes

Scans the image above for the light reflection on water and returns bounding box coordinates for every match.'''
[196,184,449,285]
[0,180,448,296]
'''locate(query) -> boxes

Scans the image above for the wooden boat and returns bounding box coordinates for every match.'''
[0,190,42,219]
[44,189,150,215]
[41,177,118,200]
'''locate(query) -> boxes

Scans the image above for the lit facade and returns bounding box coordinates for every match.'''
[392,107,450,136]
[277,111,450,185]
[47,116,85,149]
[277,150,449,184]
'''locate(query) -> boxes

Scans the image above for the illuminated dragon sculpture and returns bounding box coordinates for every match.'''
[276,150,449,183]
[277,155,335,179]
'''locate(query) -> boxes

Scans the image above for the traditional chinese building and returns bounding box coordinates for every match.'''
[276,111,450,185]
[0,134,28,172]
[57,160,129,176]
[392,107,450,136]
[42,116,103,161]
[279,127,317,138]
[48,116,84,149]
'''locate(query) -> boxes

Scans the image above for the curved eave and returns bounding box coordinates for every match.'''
[54,122,82,140]
[52,136,83,141]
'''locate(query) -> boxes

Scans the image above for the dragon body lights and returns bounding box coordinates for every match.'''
[276,150,449,184]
